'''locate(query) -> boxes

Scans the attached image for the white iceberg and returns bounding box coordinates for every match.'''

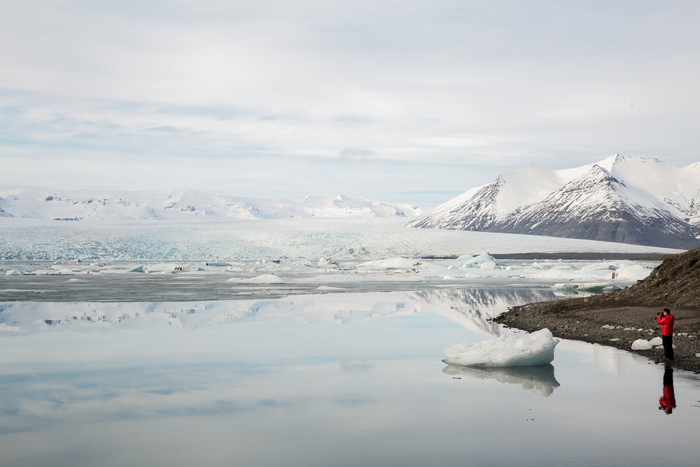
[612,264,652,281]
[443,329,559,367]
[460,252,499,269]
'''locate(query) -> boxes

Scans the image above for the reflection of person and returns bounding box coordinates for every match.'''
[658,365,676,415]
[657,308,675,360]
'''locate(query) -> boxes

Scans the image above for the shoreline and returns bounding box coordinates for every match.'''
[490,252,675,261]
[493,304,700,373]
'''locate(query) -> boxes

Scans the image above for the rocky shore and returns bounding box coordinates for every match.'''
[493,248,700,373]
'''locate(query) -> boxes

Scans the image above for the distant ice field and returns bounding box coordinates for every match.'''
[0,218,676,302]
[0,217,680,261]
[1,254,662,302]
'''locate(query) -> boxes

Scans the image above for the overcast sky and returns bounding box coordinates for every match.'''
[1,0,698,206]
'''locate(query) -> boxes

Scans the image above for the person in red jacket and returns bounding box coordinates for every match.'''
[658,365,676,414]
[657,308,675,360]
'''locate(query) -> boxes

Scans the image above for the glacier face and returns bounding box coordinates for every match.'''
[411,155,700,249]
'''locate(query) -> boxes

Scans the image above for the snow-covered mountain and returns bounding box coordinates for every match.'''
[410,155,700,249]
[0,188,421,222]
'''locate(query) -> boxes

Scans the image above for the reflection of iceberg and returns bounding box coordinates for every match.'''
[443,329,559,367]
[443,363,560,397]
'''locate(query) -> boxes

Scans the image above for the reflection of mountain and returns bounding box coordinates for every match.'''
[409,288,557,336]
[443,363,560,397]
[0,288,557,334]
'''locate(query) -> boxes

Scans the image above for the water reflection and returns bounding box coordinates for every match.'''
[2,291,700,466]
[443,363,561,397]
[0,287,558,335]
[659,365,676,415]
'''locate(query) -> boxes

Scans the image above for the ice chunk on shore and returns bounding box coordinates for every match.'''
[443,329,559,367]
[631,336,663,350]
[631,339,653,350]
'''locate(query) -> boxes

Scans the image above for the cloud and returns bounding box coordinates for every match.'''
[340,147,375,161]
[1,1,699,203]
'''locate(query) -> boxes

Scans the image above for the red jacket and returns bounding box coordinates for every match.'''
[658,313,675,336]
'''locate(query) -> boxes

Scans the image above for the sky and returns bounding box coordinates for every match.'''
[1,0,699,207]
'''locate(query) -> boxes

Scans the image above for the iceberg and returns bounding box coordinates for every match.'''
[443,329,559,367]
[460,252,499,269]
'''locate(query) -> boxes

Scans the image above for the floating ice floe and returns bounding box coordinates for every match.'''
[459,252,499,270]
[611,264,651,281]
[358,257,420,270]
[141,263,201,274]
[239,274,286,284]
[443,328,559,367]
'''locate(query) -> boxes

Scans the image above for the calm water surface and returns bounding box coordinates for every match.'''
[1,288,698,466]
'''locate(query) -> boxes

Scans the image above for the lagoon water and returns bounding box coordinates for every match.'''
[2,285,699,466]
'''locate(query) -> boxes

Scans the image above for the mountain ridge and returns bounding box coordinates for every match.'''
[411,155,700,249]
[0,188,422,222]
